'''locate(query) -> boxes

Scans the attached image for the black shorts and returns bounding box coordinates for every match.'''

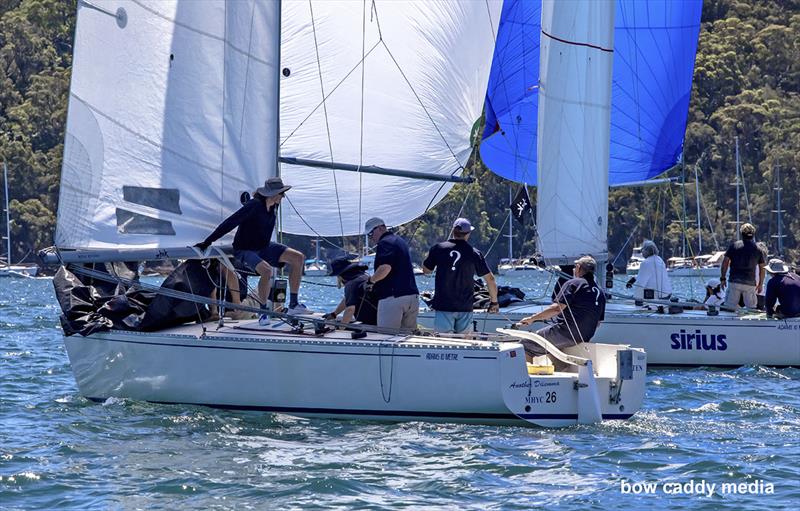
[234,243,288,272]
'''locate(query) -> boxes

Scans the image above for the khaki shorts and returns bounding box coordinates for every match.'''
[725,282,757,309]
[377,294,419,330]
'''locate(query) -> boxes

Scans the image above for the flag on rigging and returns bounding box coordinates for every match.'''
[509,186,532,224]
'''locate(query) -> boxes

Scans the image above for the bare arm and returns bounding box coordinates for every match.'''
[371,264,392,283]
[482,272,499,312]
[518,302,566,325]
[757,264,766,293]
[422,264,434,275]
[720,257,730,289]
[331,297,347,316]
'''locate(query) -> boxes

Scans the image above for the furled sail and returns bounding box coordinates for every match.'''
[56,0,502,249]
[278,1,501,236]
[480,0,703,186]
[57,0,281,249]
[536,0,615,263]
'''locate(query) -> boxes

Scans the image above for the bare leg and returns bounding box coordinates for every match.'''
[255,261,273,306]
[221,265,242,304]
[279,247,305,294]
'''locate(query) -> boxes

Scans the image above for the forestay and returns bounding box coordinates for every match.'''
[536,0,615,263]
[56,0,502,250]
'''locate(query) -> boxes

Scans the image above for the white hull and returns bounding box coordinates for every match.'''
[420,302,800,367]
[63,320,646,427]
[0,264,39,277]
[666,266,720,277]
[303,268,329,277]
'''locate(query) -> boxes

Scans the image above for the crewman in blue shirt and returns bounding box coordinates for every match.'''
[765,258,800,318]
[196,177,308,320]
[364,217,419,330]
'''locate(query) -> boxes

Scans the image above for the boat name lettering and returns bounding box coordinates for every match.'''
[669,329,727,351]
[633,364,644,372]
[534,381,559,388]
[156,249,169,259]
[776,323,800,330]
[509,380,531,389]
[425,352,458,361]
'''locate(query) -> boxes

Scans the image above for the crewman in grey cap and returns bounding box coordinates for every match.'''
[364,217,419,330]
[516,255,606,360]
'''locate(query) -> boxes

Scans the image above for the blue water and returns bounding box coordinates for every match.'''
[1,274,798,510]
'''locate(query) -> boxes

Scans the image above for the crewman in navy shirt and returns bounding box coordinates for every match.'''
[422,217,498,333]
[765,258,800,318]
[324,256,378,326]
[516,256,606,360]
[196,177,308,320]
[364,217,419,330]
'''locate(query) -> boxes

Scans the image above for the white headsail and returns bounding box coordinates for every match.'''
[55,0,501,250]
[536,0,615,264]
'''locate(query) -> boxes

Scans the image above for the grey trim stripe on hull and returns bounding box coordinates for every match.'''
[85,398,634,422]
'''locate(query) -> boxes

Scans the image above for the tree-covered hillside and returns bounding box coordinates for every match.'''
[1,0,797,268]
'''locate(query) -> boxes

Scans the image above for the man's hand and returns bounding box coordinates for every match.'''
[517,315,535,326]
[720,277,727,290]
[625,277,636,289]
[756,283,763,294]
[194,241,211,252]
[487,302,499,313]
[365,278,375,293]
[322,312,337,321]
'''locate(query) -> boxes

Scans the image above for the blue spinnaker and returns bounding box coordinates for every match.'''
[481,0,702,186]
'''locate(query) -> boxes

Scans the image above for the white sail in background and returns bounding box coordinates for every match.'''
[279,1,500,236]
[55,0,501,249]
[57,0,280,250]
[536,0,615,263]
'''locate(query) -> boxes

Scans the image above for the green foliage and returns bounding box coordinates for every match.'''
[1,0,798,268]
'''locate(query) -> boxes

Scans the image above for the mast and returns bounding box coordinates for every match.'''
[680,154,687,257]
[694,160,702,254]
[3,161,10,265]
[733,137,741,241]
[508,185,513,260]
[772,163,785,256]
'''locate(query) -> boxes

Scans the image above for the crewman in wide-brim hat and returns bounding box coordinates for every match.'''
[196,177,309,323]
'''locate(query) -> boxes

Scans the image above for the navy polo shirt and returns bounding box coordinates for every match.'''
[344,273,378,325]
[373,232,419,300]
[766,272,800,317]
[203,198,277,251]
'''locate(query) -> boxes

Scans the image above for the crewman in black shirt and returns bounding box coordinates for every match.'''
[364,217,419,330]
[196,177,308,322]
[719,223,766,309]
[324,256,378,326]
[422,217,498,333]
[516,256,606,360]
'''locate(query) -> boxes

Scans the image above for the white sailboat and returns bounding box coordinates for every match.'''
[1,162,38,278]
[420,0,800,367]
[44,0,645,427]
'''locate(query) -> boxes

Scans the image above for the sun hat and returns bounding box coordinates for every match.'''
[329,256,368,277]
[766,258,789,274]
[364,217,385,236]
[256,177,292,197]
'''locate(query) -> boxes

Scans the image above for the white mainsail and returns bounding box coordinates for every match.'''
[55,0,501,250]
[536,0,615,263]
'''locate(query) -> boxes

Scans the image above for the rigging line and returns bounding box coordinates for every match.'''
[379,40,462,164]
[484,0,497,43]
[279,40,382,148]
[219,1,229,224]
[308,0,346,245]
[612,226,639,266]
[483,212,509,258]
[282,196,347,252]
[358,0,367,255]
